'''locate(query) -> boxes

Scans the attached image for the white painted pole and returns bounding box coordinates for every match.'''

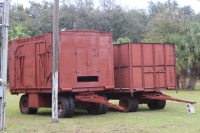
[52,0,59,122]
[0,0,9,130]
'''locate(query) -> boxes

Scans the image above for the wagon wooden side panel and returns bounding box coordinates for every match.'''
[113,43,177,93]
[9,30,114,94]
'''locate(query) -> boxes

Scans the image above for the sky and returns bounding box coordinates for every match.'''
[11,0,200,13]
[118,0,200,13]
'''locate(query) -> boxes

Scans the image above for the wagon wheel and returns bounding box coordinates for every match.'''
[119,95,134,112]
[100,94,109,114]
[19,95,38,114]
[147,99,166,110]
[159,100,166,109]
[66,95,75,118]
[131,97,139,112]
[87,103,103,115]
[58,96,69,118]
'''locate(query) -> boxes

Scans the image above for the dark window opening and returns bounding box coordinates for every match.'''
[77,76,98,82]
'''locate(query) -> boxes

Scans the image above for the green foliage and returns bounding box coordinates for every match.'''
[114,36,131,44]
[167,34,188,74]
[9,0,148,42]
[9,1,53,37]
[9,25,30,40]
[144,0,194,43]
[182,23,200,64]
[166,23,200,89]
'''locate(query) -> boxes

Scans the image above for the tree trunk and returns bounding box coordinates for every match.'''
[177,74,180,90]
[187,67,198,90]
[179,70,187,90]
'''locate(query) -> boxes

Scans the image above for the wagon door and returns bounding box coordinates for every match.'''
[76,48,99,82]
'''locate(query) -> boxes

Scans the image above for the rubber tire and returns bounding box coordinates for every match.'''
[100,94,109,114]
[119,95,134,112]
[147,100,166,110]
[66,95,75,118]
[19,95,38,114]
[131,97,139,112]
[87,103,103,115]
[58,96,69,118]
[159,100,166,109]
[156,92,166,109]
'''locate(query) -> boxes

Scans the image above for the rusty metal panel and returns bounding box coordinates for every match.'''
[143,44,153,66]
[76,48,99,76]
[114,68,120,88]
[144,67,154,88]
[14,45,25,88]
[165,44,175,65]
[76,48,90,76]
[155,44,164,65]
[113,46,119,66]
[9,30,114,94]
[165,44,176,88]
[155,66,165,88]
[29,93,51,108]
[8,43,14,89]
[166,66,176,87]
[120,44,129,66]
[99,48,113,86]
[113,43,177,93]
[132,67,142,89]
[35,40,52,88]
[22,44,35,87]
[120,67,130,88]
[154,44,165,89]
[131,44,142,66]
[14,44,35,88]
[59,31,113,90]
[29,94,39,108]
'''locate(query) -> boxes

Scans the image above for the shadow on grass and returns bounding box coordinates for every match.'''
[37,112,51,116]
[34,105,165,118]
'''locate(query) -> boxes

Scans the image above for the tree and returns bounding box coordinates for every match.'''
[144,0,194,43]
[9,4,30,29]
[27,1,53,36]
[167,34,189,89]
[74,0,96,30]
[124,9,148,42]
[9,25,30,40]
[114,36,131,44]
[167,23,200,90]
[59,2,77,30]
[182,23,200,90]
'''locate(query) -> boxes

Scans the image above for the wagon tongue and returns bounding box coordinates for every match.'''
[75,93,125,111]
[141,93,196,104]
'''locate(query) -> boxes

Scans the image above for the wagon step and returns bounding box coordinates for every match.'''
[75,92,125,111]
[141,93,196,104]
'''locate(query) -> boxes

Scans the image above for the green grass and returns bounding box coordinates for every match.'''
[3,89,200,133]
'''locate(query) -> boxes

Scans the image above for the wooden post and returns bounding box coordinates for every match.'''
[52,0,59,122]
[0,0,9,130]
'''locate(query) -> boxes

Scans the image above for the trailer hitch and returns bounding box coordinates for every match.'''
[75,92,125,111]
[141,93,196,104]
